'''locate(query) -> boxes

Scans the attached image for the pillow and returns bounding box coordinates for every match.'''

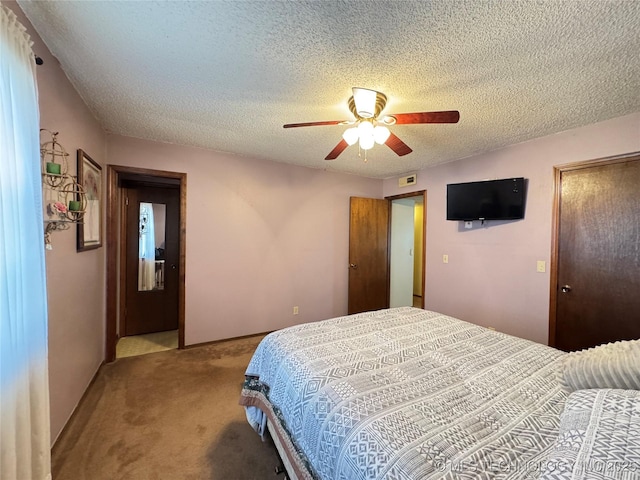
[539,389,640,480]
[560,339,640,392]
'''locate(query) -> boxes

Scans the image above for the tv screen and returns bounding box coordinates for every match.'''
[447,177,526,221]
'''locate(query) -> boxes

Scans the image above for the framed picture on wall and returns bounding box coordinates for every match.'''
[77,149,102,251]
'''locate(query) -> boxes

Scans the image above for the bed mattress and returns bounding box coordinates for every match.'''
[240,307,567,479]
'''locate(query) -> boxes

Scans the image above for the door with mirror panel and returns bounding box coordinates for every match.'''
[124,185,180,336]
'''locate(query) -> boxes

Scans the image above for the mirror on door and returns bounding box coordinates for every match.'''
[138,202,166,291]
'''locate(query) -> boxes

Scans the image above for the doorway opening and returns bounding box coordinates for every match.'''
[347,191,426,315]
[106,165,187,363]
[388,193,425,309]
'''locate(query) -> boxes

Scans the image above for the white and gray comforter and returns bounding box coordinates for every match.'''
[241,307,568,479]
[540,389,640,480]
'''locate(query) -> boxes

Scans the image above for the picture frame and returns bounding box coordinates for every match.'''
[77,149,102,251]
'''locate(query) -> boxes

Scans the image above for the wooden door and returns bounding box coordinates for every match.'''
[124,186,180,336]
[348,197,390,314]
[552,155,640,351]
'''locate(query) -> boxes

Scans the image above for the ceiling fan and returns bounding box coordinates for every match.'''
[283,87,460,160]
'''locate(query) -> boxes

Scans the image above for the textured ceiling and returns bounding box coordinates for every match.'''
[18,0,640,179]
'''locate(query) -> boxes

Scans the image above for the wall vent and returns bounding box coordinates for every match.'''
[398,173,417,187]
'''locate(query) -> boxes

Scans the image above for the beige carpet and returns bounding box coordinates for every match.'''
[52,334,281,480]
[116,330,179,358]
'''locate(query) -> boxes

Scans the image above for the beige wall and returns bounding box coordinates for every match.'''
[107,135,382,345]
[384,112,640,344]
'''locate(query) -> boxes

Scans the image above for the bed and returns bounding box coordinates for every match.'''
[239,307,640,480]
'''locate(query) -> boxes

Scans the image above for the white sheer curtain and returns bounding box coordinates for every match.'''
[0,4,52,480]
[138,202,156,290]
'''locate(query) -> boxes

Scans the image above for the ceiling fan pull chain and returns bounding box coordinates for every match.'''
[358,144,368,163]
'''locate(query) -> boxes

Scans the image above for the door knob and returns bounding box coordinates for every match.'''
[561,285,572,293]
[349,263,358,269]
[171,264,177,270]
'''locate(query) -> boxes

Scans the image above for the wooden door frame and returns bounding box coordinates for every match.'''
[385,190,427,309]
[548,151,639,347]
[106,165,187,362]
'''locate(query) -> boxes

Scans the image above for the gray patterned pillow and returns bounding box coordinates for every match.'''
[539,389,640,480]
[560,339,640,392]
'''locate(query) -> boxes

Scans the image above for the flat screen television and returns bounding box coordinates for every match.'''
[446,177,526,221]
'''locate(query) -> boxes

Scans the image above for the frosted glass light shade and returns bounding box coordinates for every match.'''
[342,127,359,146]
[373,126,390,144]
[352,88,377,118]
[359,134,375,150]
[357,120,374,136]
[357,121,375,150]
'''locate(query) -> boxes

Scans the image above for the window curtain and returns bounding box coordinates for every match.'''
[138,202,156,290]
[0,4,52,480]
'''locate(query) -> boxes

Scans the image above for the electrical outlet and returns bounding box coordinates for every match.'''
[536,260,546,273]
[443,254,449,264]
[293,306,299,315]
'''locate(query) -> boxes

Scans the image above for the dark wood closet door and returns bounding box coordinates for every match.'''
[554,157,640,351]
[348,197,390,314]
[124,186,180,336]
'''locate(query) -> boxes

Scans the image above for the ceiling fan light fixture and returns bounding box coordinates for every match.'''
[357,120,374,135]
[284,87,458,161]
[359,134,375,151]
[342,127,359,146]
[356,121,375,150]
[352,87,377,119]
[373,125,390,144]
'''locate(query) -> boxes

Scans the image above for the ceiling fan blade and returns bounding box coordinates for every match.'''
[385,132,413,156]
[325,139,349,160]
[284,120,347,128]
[390,110,460,125]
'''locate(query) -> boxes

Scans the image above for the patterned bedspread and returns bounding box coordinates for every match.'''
[540,389,640,480]
[240,307,568,479]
